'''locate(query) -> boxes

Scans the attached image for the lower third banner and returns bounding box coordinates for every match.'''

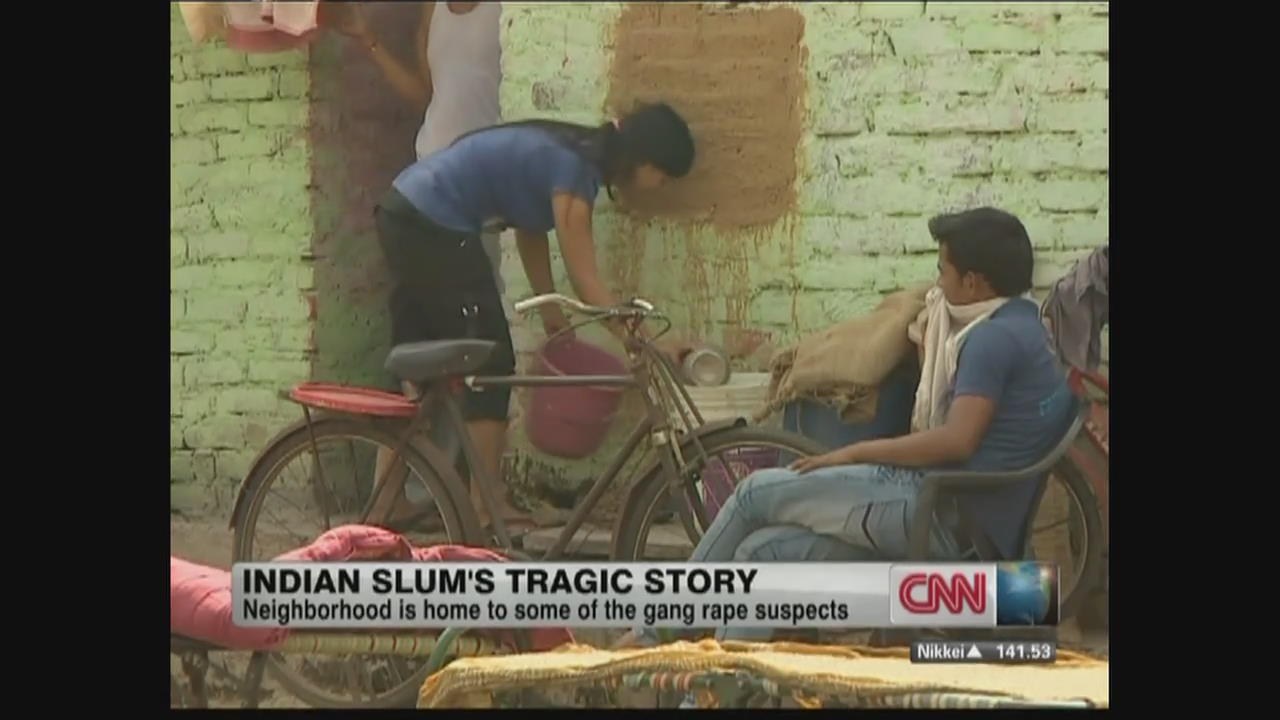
[231,561,1059,630]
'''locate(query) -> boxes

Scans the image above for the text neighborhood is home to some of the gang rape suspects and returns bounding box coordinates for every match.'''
[239,565,851,628]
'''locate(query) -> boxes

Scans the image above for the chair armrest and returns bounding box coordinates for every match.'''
[906,399,1086,560]
[923,469,1040,488]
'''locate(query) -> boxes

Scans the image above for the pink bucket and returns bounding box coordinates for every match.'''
[701,448,781,521]
[526,337,627,459]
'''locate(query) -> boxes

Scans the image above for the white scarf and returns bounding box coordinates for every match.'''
[908,287,1012,432]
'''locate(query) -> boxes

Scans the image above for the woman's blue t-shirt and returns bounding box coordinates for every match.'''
[391,125,603,235]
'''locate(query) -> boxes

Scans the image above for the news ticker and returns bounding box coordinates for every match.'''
[910,640,1057,665]
[232,561,1059,630]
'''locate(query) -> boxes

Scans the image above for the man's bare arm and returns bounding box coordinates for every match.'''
[338,5,429,113]
[791,395,996,472]
[414,2,436,109]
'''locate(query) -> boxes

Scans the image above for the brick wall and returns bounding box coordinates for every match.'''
[307,4,422,391]
[169,2,1109,497]
[170,5,315,484]
[499,1,1109,497]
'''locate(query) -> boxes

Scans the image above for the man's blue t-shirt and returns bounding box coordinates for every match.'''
[391,125,603,235]
[948,298,1074,558]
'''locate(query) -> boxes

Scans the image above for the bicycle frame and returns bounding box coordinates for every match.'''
[354,308,732,559]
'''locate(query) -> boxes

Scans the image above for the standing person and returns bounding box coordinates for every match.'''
[335,2,510,526]
[337,1,505,293]
[371,105,695,534]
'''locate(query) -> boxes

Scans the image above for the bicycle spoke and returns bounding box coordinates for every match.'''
[265,485,318,524]
[1034,517,1070,533]
[570,524,605,557]
[260,504,313,553]
[711,450,744,487]
[387,657,414,688]
[348,439,366,512]
[341,657,368,702]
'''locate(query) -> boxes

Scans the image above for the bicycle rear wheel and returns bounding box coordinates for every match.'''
[231,414,478,708]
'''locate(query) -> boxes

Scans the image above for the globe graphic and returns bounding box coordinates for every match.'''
[996,562,1055,625]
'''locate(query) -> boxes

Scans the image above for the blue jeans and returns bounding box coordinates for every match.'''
[632,464,973,646]
[694,464,965,564]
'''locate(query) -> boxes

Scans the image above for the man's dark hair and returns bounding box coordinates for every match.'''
[928,207,1034,296]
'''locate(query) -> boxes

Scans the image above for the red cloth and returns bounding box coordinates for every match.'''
[170,526,573,652]
[170,556,288,651]
[273,524,414,562]
[224,26,320,53]
[411,544,575,652]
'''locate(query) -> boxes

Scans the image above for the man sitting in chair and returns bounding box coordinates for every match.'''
[618,207,1074,648]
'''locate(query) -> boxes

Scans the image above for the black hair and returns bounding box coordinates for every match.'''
[451,102,695,199]
[928,207,1034,297]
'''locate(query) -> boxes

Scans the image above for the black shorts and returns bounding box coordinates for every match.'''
[374,189,515,422]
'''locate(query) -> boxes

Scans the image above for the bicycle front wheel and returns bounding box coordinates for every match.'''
[610,425,827,561]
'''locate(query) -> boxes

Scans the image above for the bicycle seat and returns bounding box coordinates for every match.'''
[385,340,496,383]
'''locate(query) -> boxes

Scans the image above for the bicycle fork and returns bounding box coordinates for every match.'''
[637,347,713,540]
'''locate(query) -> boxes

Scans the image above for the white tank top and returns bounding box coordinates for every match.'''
[413,3,503,160]
[413,3,506,293]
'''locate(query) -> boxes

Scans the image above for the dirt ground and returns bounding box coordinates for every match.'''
[171,486,1108,709]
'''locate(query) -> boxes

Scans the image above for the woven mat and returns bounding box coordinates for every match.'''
[417,639,1109,708]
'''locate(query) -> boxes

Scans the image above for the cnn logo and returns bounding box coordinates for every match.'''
[888,564,996,627]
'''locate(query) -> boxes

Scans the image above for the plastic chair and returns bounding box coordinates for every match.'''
[871,397,1088,647]
[907,395,1087,562]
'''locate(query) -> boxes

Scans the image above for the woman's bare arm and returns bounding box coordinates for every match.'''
[552,192,616,311]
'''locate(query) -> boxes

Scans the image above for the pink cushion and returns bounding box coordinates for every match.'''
[170,556,287,651]
[171,525,574,652]
[273,524,414,562]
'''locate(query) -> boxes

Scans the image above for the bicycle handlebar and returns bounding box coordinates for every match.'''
[514,293,656,317]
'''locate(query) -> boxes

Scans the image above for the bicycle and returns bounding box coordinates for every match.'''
[1059,366,1108,629]
[227,294,825,707]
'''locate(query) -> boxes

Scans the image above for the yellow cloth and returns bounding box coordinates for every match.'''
[417,639,1109,709]
[178,3,226,44]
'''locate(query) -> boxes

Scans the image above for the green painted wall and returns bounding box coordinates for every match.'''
[169,2,1110,505]
[170,5,315,485]
[498,1,1109,498]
